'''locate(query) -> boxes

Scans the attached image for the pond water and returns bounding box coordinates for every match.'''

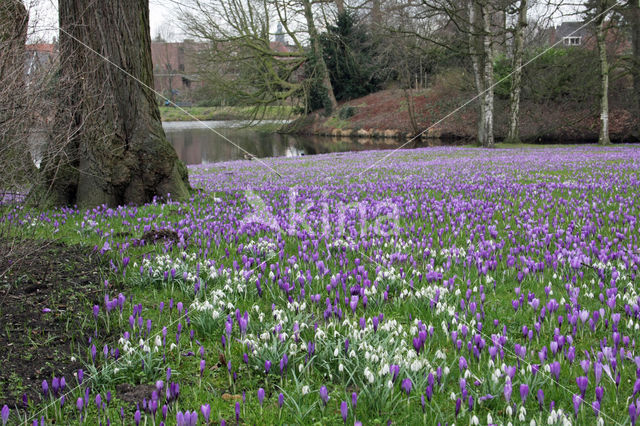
[163,120,444,165]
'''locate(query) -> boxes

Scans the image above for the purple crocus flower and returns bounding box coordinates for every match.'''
[459,356,468,372]
[319,386,329,406]
[352,392,358,410]
[2,405,9,426]
[401,378,412,396]
[134,409,141,426]
[537,389,544,410]
[455,398,461,418]
[630,403,637,426]
[573,394,582,417]
[76,398,83,412]
[576,376,588,398]
[265,360,272,374]
[389,364,400,382]
[200,404,210,423]
[340,401,348,423]
[258,388,265,406]
[519,384,529,404]
[503,379,512,402]
[278,393,284,409]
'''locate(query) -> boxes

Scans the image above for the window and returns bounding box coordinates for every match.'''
[563,36,581,46]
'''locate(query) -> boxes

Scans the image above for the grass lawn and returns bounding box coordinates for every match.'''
[1,145,640,425]
[159,106,296,122]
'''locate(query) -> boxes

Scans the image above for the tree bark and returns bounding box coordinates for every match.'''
[39,0,190,207]
[630,0,640,118]
[480,2,494,148]
[468,0,486,145]
[506,0,527,144]
[371,0,382,25]
[303,0,338,115]
[595,3,611,145]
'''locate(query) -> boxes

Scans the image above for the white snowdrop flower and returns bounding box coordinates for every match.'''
[114,368,119,374]
[298,364,304,373]
[519,413,525,422]
[154,335,162,347]
[169,343,177,351]
[70,356,76,362]
[470,415,479,425]
[365,352,371,361]
[487,414,493,424]
[334,347,340,357]
[450,392,457,401]
[443,366,450,376]
[302,386,310,395]
[349,350,356,358]
[387,380,393,389]
[596,418,604,426]
[464,369,471,379]
[506,405,513,416]
[411,360,421,372]
[339,364,344,372]
[530,420,537,426]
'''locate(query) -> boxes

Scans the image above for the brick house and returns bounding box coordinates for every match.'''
[151,40,205,102]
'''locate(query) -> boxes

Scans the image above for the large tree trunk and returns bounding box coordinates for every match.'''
[303,0,338,115]
[595,5,611,145]
[39,0,190,207]
[630,0,640,120]
[506,0,527,144]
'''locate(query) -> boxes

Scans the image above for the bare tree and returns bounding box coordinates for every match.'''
[0,0,39,201]
[180,0,338,116]
[37,0,190,207]
[591,0,614,144]
[629,0,640,118]
[506,0,528,143]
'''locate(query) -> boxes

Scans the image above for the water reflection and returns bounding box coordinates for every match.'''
[163,121,419,165]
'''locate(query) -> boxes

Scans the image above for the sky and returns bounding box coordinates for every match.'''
[27,0,183,42]
[27,0,584,44]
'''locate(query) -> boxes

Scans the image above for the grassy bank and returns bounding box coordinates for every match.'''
[160,105,296,122]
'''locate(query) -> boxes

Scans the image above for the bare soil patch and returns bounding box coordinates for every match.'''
[0,239,108,408]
